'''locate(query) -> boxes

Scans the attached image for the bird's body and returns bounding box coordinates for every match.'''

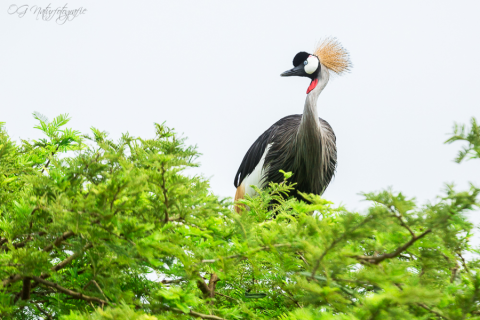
[233,38,351,210]
[234,114,336,200]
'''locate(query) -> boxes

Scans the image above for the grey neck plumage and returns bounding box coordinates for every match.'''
[297,65,330,143]
[293,64,330,189]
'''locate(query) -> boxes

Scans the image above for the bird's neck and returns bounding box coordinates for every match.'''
[292,67,330,188]
[298,67,329,139]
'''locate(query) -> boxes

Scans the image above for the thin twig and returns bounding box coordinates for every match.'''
[83,279,93,291]
[161,164,169,223]
[296,251,309,266]
[380,204,416,237]
[450,263,459,283]
[417,303,451,320]
[28,208,39,233]
[92,280,109,303]
[1,230,47,253]
[215,292,237,302]
[41,145,60,173]
[201,243,292,263]
[166,307,227,320]
[109,187,124,213]
[92,219,136,246]
[279,286,302,309]
[392,212,415,237]
[35,302,53,320]
[456,251,470,274]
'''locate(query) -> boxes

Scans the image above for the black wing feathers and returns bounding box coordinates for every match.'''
[233,115,302,188]
[233,127,272,188]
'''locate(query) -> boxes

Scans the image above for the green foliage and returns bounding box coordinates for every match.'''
[63,303,159,320]
[446,117,480,163]
[0,115,480,319]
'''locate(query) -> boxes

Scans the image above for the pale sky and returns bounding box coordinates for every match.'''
[1,1,479,227]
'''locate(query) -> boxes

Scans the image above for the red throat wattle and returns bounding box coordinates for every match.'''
[306,78,318,94]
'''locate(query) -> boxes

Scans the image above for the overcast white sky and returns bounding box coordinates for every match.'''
[1,1,479,226]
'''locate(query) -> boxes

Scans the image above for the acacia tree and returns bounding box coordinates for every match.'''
[0,114,479,319]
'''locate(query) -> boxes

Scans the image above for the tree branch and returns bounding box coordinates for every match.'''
[27,243,94,297]
[51,243,93,272]
[311,215,374,277]
[161,164,169,223]
[30,276,108,305]
[390,210,415,237]
[2,274,22,287]
[161,278,184,284]
[21,277,31,300]
[197,276,212,298]
[196,273,220,299]
[353,229,432,264]
[42,231,75,252]
[2,232,82,289]
[1,231,47,253]
[208,273,220,298]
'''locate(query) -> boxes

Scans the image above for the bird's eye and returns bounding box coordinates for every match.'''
[304,56,319,74]
[304,60,308,65]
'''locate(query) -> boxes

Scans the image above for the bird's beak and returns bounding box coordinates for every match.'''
[280,65,304,77]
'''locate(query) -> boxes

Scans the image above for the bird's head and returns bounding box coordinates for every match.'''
[281,38,352,94]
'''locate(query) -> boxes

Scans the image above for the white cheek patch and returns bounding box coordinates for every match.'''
[304,56,319,74]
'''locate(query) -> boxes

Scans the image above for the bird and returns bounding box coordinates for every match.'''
[233,38,351,212]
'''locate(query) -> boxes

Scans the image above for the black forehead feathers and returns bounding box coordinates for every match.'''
[293,52,311,67]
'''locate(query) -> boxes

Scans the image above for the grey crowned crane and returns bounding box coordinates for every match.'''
[233,38,351,212]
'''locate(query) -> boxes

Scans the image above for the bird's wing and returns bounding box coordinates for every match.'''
[233,115,302,188]
[318,118,336,141]
[233,127,273,188]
